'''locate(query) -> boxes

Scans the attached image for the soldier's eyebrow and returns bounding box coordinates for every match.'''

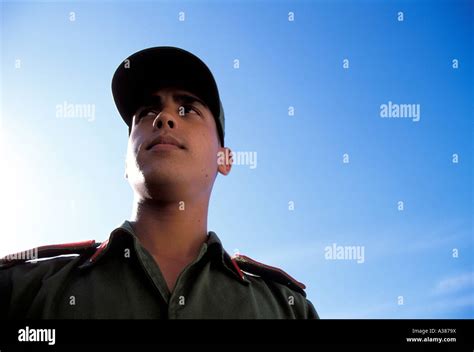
[172,93,208,109]
[143,92,208,111]
[143,95,162,108]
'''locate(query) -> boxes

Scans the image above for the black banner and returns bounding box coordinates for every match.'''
[0,319,472,349]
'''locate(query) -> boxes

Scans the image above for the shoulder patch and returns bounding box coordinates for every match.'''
[78,239,110,269]
[0,240,98,269]
[231,254,307,297]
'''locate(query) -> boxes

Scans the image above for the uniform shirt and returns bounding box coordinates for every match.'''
[0,221,319,319]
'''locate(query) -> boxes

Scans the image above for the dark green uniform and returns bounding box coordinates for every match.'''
[0,221,319,319]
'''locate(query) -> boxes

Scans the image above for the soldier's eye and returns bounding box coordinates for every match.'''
[136,107,159,122]
[179,105,200,116]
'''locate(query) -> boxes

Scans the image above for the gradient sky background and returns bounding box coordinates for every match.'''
[1,0,472,318]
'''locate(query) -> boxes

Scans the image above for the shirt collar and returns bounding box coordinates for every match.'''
[78,221,134,269]
[79,221,249,285]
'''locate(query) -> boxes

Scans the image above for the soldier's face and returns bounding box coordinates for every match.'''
[125,87,230,200]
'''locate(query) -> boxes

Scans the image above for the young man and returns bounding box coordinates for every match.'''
[0,47,319,319]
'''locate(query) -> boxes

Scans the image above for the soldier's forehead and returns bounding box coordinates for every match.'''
[149,88,208,108]
[152,88,196,99]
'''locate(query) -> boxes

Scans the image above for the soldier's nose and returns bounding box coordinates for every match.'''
[153,111,176,130]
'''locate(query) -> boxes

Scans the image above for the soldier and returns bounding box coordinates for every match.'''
[0,47,319,319]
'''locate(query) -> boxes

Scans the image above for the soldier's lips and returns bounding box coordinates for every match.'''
[148,143,183,151]
[146,134,186,151]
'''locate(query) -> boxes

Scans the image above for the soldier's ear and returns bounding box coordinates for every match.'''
[217,146,232,176]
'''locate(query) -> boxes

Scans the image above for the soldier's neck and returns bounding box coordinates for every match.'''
[129,196,209,265]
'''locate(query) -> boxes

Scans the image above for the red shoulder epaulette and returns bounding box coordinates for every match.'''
[0,240,99,269]
[231,254,307,297]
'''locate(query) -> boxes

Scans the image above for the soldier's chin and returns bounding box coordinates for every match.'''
[142,180,189,202]
[141,170,189,194]
[128,168,182,196]
[143,167,184,183]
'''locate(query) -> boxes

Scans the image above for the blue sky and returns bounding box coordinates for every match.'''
[1,0,472,318]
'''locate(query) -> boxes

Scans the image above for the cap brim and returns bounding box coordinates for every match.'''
[112,47,222,139]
